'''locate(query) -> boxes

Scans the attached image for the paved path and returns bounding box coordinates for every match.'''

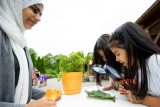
[35,78,109,91]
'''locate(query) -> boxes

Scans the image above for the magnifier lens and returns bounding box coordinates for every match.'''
[92,67,106,74]
[103,64,121,81]
[92,64,121,81]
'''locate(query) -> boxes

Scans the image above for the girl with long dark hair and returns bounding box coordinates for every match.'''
[109,22,160,106]
[93,34,122,90]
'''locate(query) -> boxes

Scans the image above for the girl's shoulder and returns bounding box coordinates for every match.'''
[147,54,160,73]
[147,54,160,62]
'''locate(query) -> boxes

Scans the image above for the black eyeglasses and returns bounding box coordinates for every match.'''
[29,5,42,16]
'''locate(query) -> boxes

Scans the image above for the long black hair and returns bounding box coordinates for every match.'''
[93,34,122,86]
[109,22,160,99]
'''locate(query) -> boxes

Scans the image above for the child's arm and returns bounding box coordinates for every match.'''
[141,96,160,107]
[126,90,160,107]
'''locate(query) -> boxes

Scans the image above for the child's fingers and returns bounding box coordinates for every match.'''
[119,84,127,95]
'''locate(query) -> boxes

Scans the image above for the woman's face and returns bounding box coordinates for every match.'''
[22,4,43,29]
[110,47,128,68]
[98,49,107,62]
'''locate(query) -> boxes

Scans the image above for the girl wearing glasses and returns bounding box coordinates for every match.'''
[0,0,57,107]
[109,22,160,106]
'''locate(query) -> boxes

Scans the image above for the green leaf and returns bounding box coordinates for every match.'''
[85,90,116,102]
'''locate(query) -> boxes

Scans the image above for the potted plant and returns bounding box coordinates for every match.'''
[58,51,85,95]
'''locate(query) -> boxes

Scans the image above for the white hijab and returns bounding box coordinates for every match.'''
[0,0,42,104]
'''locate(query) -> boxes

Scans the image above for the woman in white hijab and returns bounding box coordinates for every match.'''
[0,0,57,107]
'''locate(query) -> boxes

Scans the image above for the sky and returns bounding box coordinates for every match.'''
[25,0,156,56]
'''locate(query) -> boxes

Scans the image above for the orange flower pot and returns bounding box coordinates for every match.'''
[62,72,83,95]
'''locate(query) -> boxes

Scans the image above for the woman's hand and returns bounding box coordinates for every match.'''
[25,97,57,107]
[126,90,142,104]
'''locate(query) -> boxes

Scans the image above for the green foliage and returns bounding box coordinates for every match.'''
[43,54,61,77]
[57,51,85,80]
[85,53,93,64]
[45,69,56,78]
[59,51,85,72]
[29,48,38,67]
[43,53,54,69]
[84,53,93,72]
[45,68,54,74]
[29,48,93,79]
[52,55,61,75]
[37,57,45,74]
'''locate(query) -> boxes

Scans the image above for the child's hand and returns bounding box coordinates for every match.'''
[119,84,127,95]
[126,90,142,104]
[102,82,113,91]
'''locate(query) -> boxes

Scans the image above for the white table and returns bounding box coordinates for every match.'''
[57,86,147,107]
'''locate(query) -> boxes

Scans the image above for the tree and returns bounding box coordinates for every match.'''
[43,54,61,76]
[29,48,38,67]
[52,55,61,76]
[43,53,54,69]
[37,57,45,74]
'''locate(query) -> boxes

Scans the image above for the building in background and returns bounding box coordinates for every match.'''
[136,0,160,46]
